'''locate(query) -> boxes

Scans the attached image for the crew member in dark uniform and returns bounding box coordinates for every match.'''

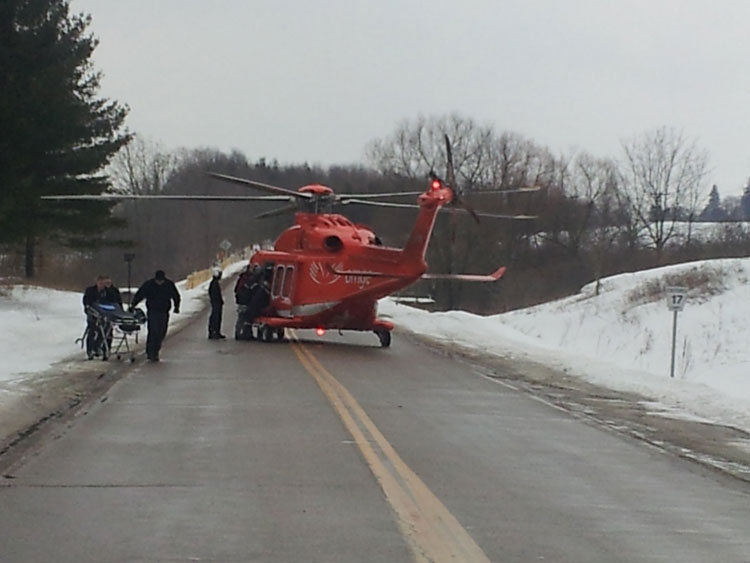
[83,275,122,359]
[208,268,226,339]
[233,264,259,339]
[131,270,181,362]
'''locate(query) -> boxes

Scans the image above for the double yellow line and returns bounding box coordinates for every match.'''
[289,332,491,563]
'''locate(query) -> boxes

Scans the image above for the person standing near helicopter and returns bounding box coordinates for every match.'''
[208,267,226,339]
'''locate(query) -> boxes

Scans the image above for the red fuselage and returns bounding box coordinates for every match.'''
[250,182,453,332]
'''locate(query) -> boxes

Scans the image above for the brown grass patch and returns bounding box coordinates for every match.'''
[626,264,732,307]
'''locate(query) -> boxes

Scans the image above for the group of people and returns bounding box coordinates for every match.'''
[83,269,181,362]
[232,263,272,340]
[82,262,273,362]
[207,263,273,340]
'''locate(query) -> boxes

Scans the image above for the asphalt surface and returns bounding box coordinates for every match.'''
[3,296,750,562]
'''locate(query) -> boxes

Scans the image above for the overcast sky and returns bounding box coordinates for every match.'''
[71,0,750,195]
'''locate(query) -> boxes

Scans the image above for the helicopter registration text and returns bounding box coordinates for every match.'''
[345,275,371,288]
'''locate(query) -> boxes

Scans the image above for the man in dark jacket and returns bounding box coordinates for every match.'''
[131,270,181,362]
[233,263,265,340]
[83,275,123,358]
[83,275,122,308]
[208,268,226,339]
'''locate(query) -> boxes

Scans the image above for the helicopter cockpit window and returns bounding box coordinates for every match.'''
[282,266,294,298]
[272,265,284,297]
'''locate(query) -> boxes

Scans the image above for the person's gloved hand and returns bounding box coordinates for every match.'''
[173,307,180,314]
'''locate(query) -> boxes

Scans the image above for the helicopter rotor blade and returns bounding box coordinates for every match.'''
[40,194,292,201]
[252,202,299,219]
[467,186,542,195]
[339,199,419,210]
[448,208,537,220]
[342,198,535,219]
[443,134,480,225]
[445,134,456,190]
[337,191,423,202]
[206,172,312,199]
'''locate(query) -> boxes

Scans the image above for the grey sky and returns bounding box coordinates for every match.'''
[72,0,750,194]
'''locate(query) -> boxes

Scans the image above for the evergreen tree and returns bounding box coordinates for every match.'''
[0,0,130,277]
[699,184,726,221]
[741,180,750,220]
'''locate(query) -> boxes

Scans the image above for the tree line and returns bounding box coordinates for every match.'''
[3,1,750,313]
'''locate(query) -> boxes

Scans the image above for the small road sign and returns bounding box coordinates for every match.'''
[219,239,232,251]
[666,286,688,378]
[666,286,687,312]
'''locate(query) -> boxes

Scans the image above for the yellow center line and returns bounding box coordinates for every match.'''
[289,331,491,563]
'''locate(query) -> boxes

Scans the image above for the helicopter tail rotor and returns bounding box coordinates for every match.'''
[442,134,480,226]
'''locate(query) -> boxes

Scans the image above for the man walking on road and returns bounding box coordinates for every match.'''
[131,270,181,362]
[208,268,226,339]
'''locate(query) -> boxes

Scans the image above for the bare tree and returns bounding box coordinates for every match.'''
[484,132,555,189]
[576,157,623,294]
[366,115,499,308]
[621,126,709,259]
[366,114,550,309]
[565,153,620,257]
[105,135,181,282]
[109,135,179,195]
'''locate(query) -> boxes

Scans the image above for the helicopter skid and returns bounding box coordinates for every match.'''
[255,315,393,333]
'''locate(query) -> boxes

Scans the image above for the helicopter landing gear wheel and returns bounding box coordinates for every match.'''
[276,328,285,341]
[235,319,254,341]
[374,329,391,348]
[258,324,273,342]
[236,325,253,341]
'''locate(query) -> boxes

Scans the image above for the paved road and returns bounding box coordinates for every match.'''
[2,301,750,562]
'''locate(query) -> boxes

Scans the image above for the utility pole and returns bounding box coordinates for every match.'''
[124,253,136,305]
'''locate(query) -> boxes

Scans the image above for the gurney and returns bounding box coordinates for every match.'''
[77,303,146,362]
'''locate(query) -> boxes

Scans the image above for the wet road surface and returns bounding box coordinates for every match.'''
[2,301,750,562]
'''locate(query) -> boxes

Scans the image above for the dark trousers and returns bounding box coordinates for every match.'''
[146,310,169,358]
[86,315,112,355]
[208,303,223,336]
[85,316,100,354]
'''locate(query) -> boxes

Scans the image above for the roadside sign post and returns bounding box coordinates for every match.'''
[666,286,687,378]
[218,239,232,264]
[123,253,136,305]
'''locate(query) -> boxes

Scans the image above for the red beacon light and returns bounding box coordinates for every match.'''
[430,179,441,191]
[315,327,326,336]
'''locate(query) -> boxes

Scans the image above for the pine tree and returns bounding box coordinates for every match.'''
[0,0,130,277]
[741,180,750,220]
[699,184,726,221]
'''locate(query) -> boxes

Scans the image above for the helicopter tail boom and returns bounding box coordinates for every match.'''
[420,266,507,282]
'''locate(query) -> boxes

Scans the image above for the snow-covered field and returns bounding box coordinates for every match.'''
[0,260,249,392]
[2,257,749,436]
[380,257,750,432]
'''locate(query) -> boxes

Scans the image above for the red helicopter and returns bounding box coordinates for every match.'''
[214,171,527,347]
[44,137,536,347]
